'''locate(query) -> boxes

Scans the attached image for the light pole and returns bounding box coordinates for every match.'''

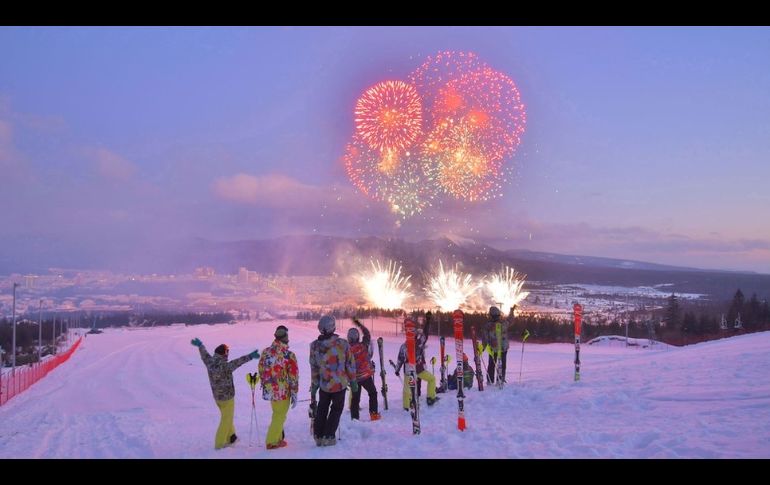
[38,299,43,362]
[52,314,56,355]
[11,282,19,375]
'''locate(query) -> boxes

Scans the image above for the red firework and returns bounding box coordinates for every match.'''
[409,51,526,200]
[354,80,423,153]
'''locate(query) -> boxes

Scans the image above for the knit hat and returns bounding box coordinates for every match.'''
[274,325,289,343]
[214,344,229,356]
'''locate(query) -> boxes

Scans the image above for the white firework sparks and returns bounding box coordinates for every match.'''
[484,265,529,313]
[358,259,413,310]
[424,260,479,311]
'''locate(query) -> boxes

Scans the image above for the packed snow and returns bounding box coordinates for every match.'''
[1,319,769,458]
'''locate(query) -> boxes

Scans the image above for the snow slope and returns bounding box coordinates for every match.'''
[1,319,769,458]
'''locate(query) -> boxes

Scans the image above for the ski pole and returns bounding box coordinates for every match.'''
[519,329,530,384]
[246,372,259,447]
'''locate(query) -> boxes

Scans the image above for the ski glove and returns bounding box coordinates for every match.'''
[350,380,359,393]
[248,349,260,360]
[290,394,297,409]
[191,338,202,347]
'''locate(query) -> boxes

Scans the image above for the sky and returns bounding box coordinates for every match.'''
[1,319,769,458]
[1,26,769,273]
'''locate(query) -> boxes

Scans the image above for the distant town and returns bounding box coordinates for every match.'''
[1,266,705,324]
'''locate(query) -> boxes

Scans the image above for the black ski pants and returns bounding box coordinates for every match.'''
[350,376,378,419]
[315,388,346,439]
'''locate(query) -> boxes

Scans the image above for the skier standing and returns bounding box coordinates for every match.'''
[482,306,510,384]
[258,325,299,450]
[309,315,357,446]
[347,318,381,421]
[191,338,259,450]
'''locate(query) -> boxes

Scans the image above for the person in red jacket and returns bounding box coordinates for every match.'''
[347,318,381,421]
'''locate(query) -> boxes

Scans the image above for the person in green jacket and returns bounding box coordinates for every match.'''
[191,338,260,449]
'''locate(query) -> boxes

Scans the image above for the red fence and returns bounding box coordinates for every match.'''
[0,337,82,406]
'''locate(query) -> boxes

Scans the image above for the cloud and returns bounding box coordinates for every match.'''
[85,147,137,181]
[212,173,319,207]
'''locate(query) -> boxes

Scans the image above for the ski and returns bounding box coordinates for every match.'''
[495,321,504,389]
[573,303,582,381]
[377,337,389,410]
[405,317,421,434]
[470,325,484,391]
[309,384,317,437]
[439,336,447,392]
[452,309,466,431]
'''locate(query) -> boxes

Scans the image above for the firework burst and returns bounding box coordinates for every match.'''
[354,80,423,155]
[421,116,506,201]
[343,137,435,217]
[483,265,529,313]
[410,51,526,201]
[424,260,479,311]
[342,51,526,217]
[358,259,413,310]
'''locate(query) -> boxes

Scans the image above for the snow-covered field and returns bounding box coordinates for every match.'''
[1,319,769,458]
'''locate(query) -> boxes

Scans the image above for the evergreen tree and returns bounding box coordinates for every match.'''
[664,294,681,330]
[727,289,745,325]
[682,311,697,336]
[699,314,718,335]
[746,293,761,330]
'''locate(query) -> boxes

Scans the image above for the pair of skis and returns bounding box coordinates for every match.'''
[404,318,421,434]
[452,310,467,431]
[439,336,447,392]
[377,337,388,410]
[573,303,582,381]
[470,326,484,392]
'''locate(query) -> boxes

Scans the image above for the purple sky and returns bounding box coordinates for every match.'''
[1,26,769,273]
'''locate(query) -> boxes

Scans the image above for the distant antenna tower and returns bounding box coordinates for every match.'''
[720,314,727,330]
[734,313,743,329]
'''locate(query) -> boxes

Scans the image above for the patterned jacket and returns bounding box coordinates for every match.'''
[309,333,356,393]
[349,323,375,382]
[258,339,299,402]
[395,339,427,375]
[482,318,511,353]
[198,345,252,402]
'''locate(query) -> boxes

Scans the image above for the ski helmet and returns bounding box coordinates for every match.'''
[318,315,336,335]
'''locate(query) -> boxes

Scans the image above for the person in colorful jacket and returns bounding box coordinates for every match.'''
[257,325,299,450]
[394,312,439,410]
[347,318,380,421]
[191,338,259,450]
[309,315,357,447]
